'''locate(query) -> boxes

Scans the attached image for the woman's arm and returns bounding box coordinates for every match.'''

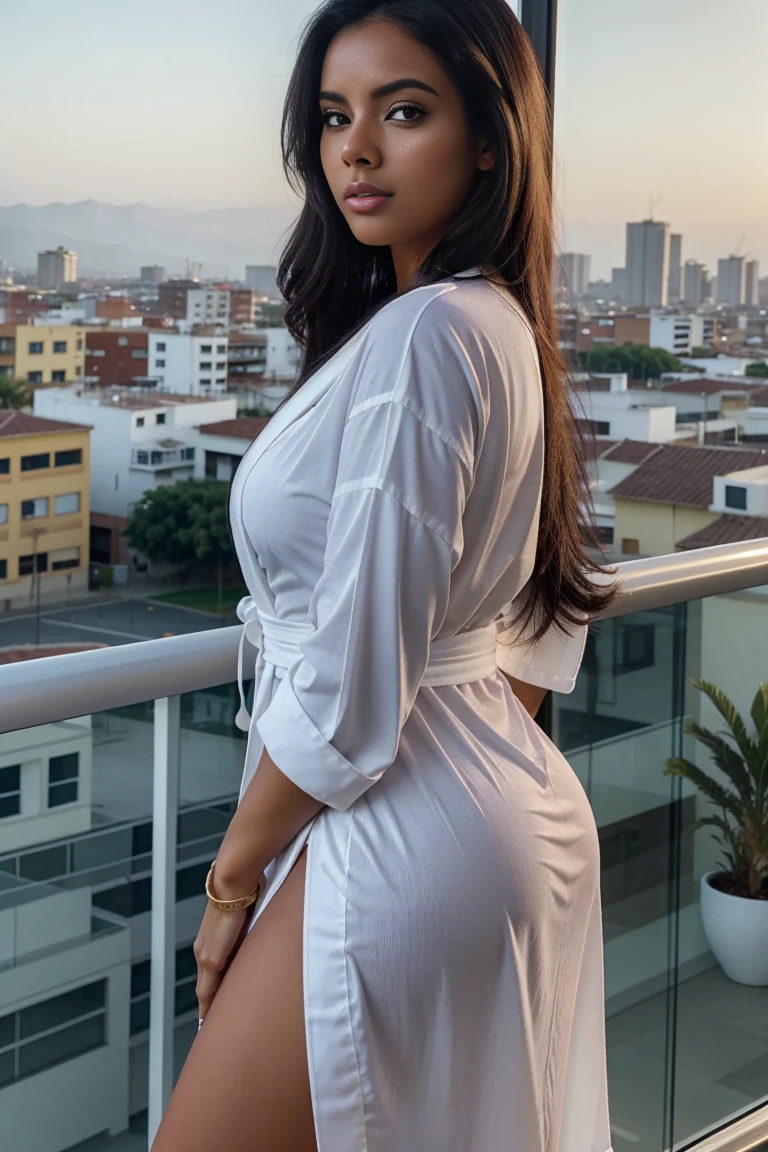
[501,671,548,719]
[213,747,324,899]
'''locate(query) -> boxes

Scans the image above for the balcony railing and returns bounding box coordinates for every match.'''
[130,447,195,468]
[1,537,768,1151]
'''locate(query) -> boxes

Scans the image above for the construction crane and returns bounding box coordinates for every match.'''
[646,195,663,221]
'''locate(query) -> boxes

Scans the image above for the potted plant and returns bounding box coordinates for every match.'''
[663,678,768,986]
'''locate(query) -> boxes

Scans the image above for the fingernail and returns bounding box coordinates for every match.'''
[198,1018,203,1032]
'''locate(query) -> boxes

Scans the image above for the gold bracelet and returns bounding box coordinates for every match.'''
[205,859,263,912]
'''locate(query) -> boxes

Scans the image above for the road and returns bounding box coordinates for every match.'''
[0,597,237,650]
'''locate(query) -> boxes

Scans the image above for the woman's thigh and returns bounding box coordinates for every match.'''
[151,847,316,1152]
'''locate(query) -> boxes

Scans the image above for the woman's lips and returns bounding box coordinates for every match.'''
[345,193,393,213]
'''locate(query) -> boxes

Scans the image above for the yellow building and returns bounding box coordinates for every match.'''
[11,324,86,386]
[609,442,768,556]
[0,411,92,608]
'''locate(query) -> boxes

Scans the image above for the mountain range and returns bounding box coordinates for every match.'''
[0,200,301,279]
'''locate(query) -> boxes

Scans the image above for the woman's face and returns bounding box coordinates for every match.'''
[318,18,493,289]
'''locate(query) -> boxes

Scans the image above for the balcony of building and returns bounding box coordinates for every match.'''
[1,539,768,1152]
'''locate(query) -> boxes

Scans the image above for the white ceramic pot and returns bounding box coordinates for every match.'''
[700,870,768,986]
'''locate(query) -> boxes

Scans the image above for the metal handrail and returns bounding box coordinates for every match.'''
[1,537,767,734]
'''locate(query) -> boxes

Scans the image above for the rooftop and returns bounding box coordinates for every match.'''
[0,642,107,665]
[676,514,768,551]
[659,379,750,396]
[196,416,269,440]
[601,439,663,466]
[608,443,768,508]
[0,409,93,439]
[53,388,226,411]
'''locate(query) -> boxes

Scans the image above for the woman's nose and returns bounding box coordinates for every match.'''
[340,119,382,169]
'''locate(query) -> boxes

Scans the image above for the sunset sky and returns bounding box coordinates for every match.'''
[2,0,766,276]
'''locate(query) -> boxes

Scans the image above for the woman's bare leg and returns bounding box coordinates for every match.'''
[151,846,316,1152]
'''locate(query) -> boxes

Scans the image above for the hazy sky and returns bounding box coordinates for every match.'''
[2,0,766,275]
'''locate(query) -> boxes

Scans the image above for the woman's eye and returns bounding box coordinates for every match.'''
[321,110,348,128]
[388,103,424,123]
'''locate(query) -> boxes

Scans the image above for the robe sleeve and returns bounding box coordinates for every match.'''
[254,301,481,810]
[495,588,589,695]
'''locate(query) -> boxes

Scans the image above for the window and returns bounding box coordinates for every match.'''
[76,338,83,351]
[51,370,66,382]
[594,421,611,435]
[725,484,747,510]
[136,416,145,427]
[135,451,149,464]
[129,944,200,1036]
[156,342,166,352]
[155,358,166,368]
[182,447,195,460]
[21,497,48,520]
[199,378,211,386]
[21,452,49,472]
[0,765,21,819]
[90,348,105,358]
[615,623,656,674]
[55,448,82,467]
[27,371,43,384]
[51,546,81,571]
[48,752,79,807]
[216,362,226,371]
[0,979,108,1084]
[19,553,47,576]
[74,365,82,376]
[54,492,80,515]
[156,413,166,425]
[0,504,7,524]
[0,458,9,474]
[53,340,67,353]
[131,349,147,359]
[622,537,640,555]
[0,560,6,580]
[28,341,43,355]
[216,344,226,354]
[118,337,128,346]
[200,344,212,353]
[199,361,212,370]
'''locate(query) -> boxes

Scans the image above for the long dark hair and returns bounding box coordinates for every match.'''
[271,0,618,642]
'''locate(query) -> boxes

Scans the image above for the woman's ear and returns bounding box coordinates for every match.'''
[476,138,494,172]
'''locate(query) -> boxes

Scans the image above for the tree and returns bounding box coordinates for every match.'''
[745,362,768,378]
[123,479,236,585]
[582,342,684,381]
[0,376,32,410]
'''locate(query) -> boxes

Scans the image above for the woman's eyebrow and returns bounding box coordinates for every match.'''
[318,78,440,104]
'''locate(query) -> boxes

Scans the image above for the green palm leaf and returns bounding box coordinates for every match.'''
[663,757,742,819]
[682,719,755,808]
[690,678,762,785]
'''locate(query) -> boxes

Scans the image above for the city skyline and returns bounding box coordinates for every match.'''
[2,0,766,278]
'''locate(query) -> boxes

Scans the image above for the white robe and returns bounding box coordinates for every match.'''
[227,269,613,1152]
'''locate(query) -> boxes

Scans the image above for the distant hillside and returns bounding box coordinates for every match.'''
[0,200,300,278]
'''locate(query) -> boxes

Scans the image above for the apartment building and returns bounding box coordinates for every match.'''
[0,411,92,608]
[147,331,228,395]
[85,330,149,387]
[193,416,268,482]
[33,387,235,566]
[608,443,768,555]
[2,325,87,387]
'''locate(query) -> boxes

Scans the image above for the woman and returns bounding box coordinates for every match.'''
[152,2,618,1149]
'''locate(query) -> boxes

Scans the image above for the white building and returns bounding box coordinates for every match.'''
[626,220,670,307]
[32,387,236,565]
[710,463,768,517]
[264,327,301,380]
[147,332,229,396]
[244,265,279,296]
[572,374,678,443]
[745,260,760,307]
[649,312,693,356]
[37,248,77,292]
[683,260,708,305]
[185,289,231,327]
[667,233,682,301]
[716,256,746,306]
[559,253,591,297]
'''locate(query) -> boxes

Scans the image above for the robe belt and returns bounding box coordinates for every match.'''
[234,595,499,732]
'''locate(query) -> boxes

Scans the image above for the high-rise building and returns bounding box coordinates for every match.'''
[611,267,627,303]
[717,256,746,305]
[559,253,591,298]
[625,220,670,307]
[668,234,682,301]
[140,265,166,285]
[745,260,760,307]
[37,247,77,291]
[244,265,279,296]
[683,260,707,305]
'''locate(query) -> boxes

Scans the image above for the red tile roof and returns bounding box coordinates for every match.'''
[196,417,269,440]
[0,409,93,438]
[676,514,768,550]
[608,443,768,508]
[747,386,768,407]
[601,439,663,466]
[0,642,107,664]
[659,379,749,396]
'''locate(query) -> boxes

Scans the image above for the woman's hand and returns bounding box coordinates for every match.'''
[194,901,251,1023]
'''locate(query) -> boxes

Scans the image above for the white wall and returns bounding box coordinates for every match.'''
[149,332,229,395]
[264,327,301,379]
[711,465,768,516]
[573,389,678,442]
